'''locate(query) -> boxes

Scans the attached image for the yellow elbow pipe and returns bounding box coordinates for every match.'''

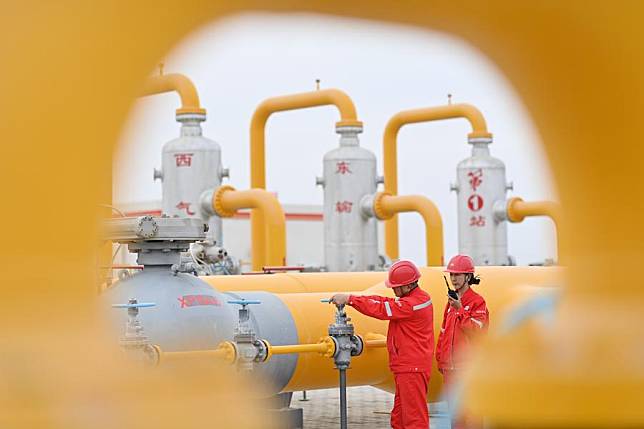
[140,73,206,116]
[249,89,363,268]
[506,197,564,264]
[383,103,492,260]
[373,192,444,266]
[210,185,286,271]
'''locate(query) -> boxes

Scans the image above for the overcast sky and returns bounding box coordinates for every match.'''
[114,13,558,266]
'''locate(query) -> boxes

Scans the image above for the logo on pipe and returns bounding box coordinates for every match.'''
[467,195,484,212]
[178,295,222,308]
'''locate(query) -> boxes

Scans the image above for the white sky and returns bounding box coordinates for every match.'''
[114,13,558,266]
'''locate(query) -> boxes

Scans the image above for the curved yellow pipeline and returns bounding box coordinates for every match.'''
[373,192,444,266]
[249,89,363,269]
[140,73,206,116]
[507,197,564,264]
[383,103,492,260]
[210,185,286,270]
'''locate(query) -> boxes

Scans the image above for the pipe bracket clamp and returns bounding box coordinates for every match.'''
[373,192,393,221]
[213,185,237,218]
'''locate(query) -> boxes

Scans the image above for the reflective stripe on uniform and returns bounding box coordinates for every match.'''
[470,318,484,328]
[384,301,393,317]
[412,299,432,311]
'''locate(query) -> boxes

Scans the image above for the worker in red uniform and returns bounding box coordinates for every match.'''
[436,254,489,429]
[329,260,434,429]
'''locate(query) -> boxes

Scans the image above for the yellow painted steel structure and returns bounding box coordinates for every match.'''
[507,197,565,264]
[209,185,286,269]
[4,2,643,428]
[372,192,444,266]
[383,103,491,260]
[249,89,362,271]
[139,73,206,116]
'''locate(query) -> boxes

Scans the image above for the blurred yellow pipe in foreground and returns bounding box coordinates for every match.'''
[507,197,564,264]
[372,192,444,265]
[139,73,206,116]
[209,185,286,270]
[383,103,492,259]
[249,89,363,272]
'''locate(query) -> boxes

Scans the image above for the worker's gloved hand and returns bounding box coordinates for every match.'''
[329,294,349,306]
[448,295,462,309]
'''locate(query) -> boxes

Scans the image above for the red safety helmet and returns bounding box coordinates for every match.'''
[385,260,421,288]
[445,254,475,273]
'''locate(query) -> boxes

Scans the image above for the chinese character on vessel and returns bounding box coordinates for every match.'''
[335,161,352,175]
[335,201,353,213]
[175,153,193,167]
[468,169,483,191]
[176,201,196,216]
[469,216,486,227]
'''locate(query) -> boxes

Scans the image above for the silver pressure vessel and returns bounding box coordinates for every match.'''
[319,126,379,271]
[156,114,228,244]
[453,138,512,265]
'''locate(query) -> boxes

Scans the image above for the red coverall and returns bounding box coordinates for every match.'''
[348,287,434,429]
[435,287,489,429]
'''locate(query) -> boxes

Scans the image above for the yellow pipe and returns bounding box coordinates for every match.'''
[139,73,206,116]
[268,337,335,357]
[249,89,363,271]
[154,342,235,365]
[383,103,492,259]
[372,192,444,266]
[363,332,387,348]
[201,271,386,293]
[507,197,564,264]
[210,185,286,270]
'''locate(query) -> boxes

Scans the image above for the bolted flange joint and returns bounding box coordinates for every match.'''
[213,185,237,218]
[372,192,393,221]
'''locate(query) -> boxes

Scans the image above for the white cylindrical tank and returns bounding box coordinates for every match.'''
[155,114,228,244]
[318,126,379,271]
[452,138,513,265]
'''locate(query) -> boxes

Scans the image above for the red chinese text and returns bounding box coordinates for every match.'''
[335,201,353,213]
[469,216,486,227]
[178,294,222,308]
[468,169,483,191]
[175,153,193,167]
[176,201,196,216]
[335,161,352,175]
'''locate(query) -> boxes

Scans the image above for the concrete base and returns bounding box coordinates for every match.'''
[266,406,304,429]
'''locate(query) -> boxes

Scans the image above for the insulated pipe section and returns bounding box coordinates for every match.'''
[383,103,492,260]
[362,192,444,266]
[495,197,564,264]
[140,73,206,117]
[202,185,286,270]
[249,89,363,271]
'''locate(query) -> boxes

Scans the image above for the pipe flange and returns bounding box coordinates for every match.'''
[373,192,393,220]
[319,336,337,358]
[216,341,237,364]
[136,215,158,239]
[335,120,363,130]
[213,185,237,218]
[507,197,526,223]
